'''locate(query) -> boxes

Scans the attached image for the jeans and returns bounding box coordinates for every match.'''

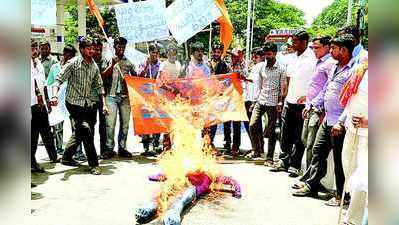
[279,103,305,169]
[249,103,277,159]
[63,102,99,167]
[31,104,58,168]
[304,120,346,196]
[301,109,321,169]
[105,95,131,152]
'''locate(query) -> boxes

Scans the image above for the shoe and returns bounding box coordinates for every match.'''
[153,146,163,154]
[73,153,87,162]
[100,151,115,160]
[31,183,37,188]
[288,167,301,177]
[325,197,349,207]
[61,158,81,167]
[292,185,317,197]
[51,156,61,163]
[231,148,240,157]
[118,149,133,158]
[90,166,101,175]
[269,161,288,172]
[31,166,45,173]
[291,181,306,189]
[141,151,156,157]
[263,159,274,167]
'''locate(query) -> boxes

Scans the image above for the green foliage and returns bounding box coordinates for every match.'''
[310,0,359,37]
[86,7,119,40]
[64,4,78,46]
[225,0,306,48]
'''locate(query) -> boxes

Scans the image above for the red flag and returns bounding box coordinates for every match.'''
[86,0,104,28]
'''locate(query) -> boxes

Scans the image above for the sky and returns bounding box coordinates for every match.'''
[276,0,334,26]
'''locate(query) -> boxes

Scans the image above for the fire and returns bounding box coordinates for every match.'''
[155,95,222,214]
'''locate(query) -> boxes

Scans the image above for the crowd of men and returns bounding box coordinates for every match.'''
[31,25,368,225]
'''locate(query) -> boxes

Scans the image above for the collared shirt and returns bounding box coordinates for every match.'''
[55,56,105,107]
[105,55,136,96]
[40,55,58,79]
[186,60,211,78]
[138,60,160,79]
[256,61,287,106]
[286,47,317,104]
[209,59,230,75]
[244,62,263,102]
[306,54,336,109]
[313,58,355,126]
[31,58,46,106]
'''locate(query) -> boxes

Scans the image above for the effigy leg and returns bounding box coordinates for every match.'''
[135,200,158,224]
[215,176,242,198]
[163,186,196,225]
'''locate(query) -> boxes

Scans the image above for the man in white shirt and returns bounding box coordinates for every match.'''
[270,30,317,177]
[31,40,59,173]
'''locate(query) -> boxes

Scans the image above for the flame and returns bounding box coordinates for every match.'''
[154,95,223,214]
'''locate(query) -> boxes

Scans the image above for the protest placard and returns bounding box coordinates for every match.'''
[166,0,221,44]
[31,0,56,26]
[114,0,169,43]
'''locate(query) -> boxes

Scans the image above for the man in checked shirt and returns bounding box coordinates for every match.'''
[50,37,109,175]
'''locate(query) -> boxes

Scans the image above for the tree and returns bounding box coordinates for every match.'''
[225,0,306,48]
[308,0,360,37]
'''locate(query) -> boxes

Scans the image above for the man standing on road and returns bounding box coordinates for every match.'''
[249,42,287,162]
[270,30,317,177]
[101,37,137,159]
[301,36,336,169]
[51,37,108,175]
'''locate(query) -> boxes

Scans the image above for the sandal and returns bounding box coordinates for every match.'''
[325,197,341,207]
[90,166,102,175]
[291,182,305,189]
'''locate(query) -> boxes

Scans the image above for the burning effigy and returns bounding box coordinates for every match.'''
[126,73,247,225]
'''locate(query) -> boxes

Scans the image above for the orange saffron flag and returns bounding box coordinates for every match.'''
[86,0,104,28]
[214,0,234,56]
[126,73,248,135]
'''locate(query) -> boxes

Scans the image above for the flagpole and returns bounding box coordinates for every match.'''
[208,24,213,59]
[250,0,256,52]
[245,0,253,68]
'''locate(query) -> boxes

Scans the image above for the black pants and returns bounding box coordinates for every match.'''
[223,121,241,150]
[31,104,58,168]
[142,134,160,151]
[98,99,107,154]
[63,102,99,167]
[249,103,277,159]
[278,103,305,169]
[303,120,346,196]
[244,101,253,141]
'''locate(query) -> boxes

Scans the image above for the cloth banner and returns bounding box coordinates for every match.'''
[114,0,169,43]
[31,0,56,26]
[165,0,221,45]
[126,73,248,135]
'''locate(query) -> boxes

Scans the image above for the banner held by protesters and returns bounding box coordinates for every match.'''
[126,73,247,135]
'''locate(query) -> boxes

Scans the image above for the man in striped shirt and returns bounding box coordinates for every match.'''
[51,37,108,175]
[249,42,287,162]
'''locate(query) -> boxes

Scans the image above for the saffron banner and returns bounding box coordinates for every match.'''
[126,73,248,135]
